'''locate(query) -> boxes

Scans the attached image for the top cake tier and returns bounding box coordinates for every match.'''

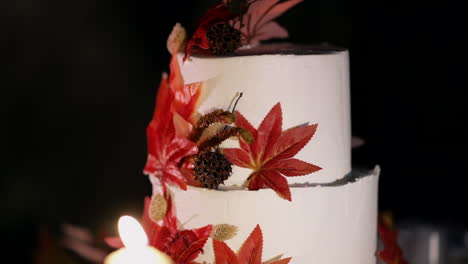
[179,44,351,185]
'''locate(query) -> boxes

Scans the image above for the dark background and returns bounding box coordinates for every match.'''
[2,0,467,262]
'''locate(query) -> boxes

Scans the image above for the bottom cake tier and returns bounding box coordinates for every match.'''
[166,166,380,264]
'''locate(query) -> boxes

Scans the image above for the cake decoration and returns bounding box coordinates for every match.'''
[105,192,213,264]
[376,213,409,264]
[105,191,294,264]
[184,0,303,59]
[146,12,321,199]
[211,224,239,241]
[97,1,396,263]
[212,225,291,264]
[223,103,321,201]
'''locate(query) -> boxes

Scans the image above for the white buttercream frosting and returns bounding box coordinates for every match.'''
[180,44,351,184]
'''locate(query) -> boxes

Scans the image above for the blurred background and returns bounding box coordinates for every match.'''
[2,0,467,263]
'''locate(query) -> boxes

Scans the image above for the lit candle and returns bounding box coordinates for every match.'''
[104,216,173,264]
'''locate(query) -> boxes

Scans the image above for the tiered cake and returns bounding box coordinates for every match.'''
[162,45,380,264]
[139,1,380,264]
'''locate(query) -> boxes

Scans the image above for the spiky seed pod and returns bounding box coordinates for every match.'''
[211,224,239,241]
[149,194,168,222]
[206,22,241,56]
[194,151,233,189]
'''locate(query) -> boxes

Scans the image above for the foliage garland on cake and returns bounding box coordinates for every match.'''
[145,0,320,202]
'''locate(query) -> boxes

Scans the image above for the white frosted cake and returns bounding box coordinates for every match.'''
[145,44,380,264]
[125,1,380,264]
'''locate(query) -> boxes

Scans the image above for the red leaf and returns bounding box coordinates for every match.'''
[250,21,288,44]
[267,124,318,161]
[171,225,213,263]
[151,73,173,127]
[247,172,265,190]
[223,148,252,168]
[377,215,409,264]
[213,240,238,264]
[264,158,321,176]
[254,102,282,160]
[169,56,202,123]
[259,170,291,201]
[212,225,291,264]
[233,0,303,45]
[237,225,263,264]
[257,0,303,28]
[144,54,202,191]
[235,111,258,152]
[225,103,320,201]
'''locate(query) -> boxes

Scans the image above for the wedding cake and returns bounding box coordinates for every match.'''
[129,1,379,264]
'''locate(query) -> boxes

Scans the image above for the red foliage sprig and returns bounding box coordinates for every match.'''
[105,191,212,264]
[213,225,291,264]
[143,55,202,191]
[233,0,303,45]
[223,103,321,201]
[184,0,303,59]
[377,214,409,264]
[184,1,239,60]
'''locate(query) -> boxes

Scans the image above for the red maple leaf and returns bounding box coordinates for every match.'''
[105,191,212,264]
[377,215,409,264]
[143,55,202,190]
[233,0,303,45]
[184,1,239,60]
[213,225,291,264]
[223,103,321,201]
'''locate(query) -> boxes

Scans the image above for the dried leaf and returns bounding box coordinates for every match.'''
[149,194,168,222]
[167,23,187,55]
[211,224,239,241]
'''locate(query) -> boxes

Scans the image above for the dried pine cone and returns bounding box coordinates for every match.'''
[194,150,233,189]
[206,22,241,56]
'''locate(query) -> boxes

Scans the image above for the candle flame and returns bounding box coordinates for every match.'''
[118,215,148,249]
